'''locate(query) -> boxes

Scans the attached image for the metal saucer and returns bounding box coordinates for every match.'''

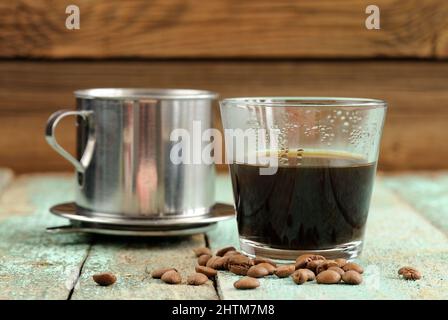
[46,221,217,237]
[49,202,235,227]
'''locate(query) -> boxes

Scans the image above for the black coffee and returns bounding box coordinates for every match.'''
[230,152,376,250]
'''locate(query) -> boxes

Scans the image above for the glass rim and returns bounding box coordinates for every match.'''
[220,97,387,108]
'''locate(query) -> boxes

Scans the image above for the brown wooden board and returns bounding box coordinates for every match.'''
[1,60,447,172]
[1,0,448,58]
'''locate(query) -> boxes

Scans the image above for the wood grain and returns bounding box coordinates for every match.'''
[1,0,448,58]
[0,171,447,299]
[71,235,218,300]
[208,175,448,300]
[1,60,447,172]
[0,173,90,299]
[0,172,217,299]
[383,172,448,234]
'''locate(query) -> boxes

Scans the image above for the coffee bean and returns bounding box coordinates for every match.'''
[92,272,117,286]
[303,268,316,281]
[229,265,248,275]
[257,262,276,275]
[274,265,296,278]
[217,256,230,270]
[335,258,347,268]
[295,254,326,269]
[224,250,240,257]
[187,273,209,286]
[161,270,182,284]
[295,254,313,269]
[316,270,341,284]
[151,267,177,279]
[342,262,364,274]
[398,266,421,280]
[253,257,277,268]
[197,254,212,266]
[327,266,345,276]
[216,246,237,257]
[193,247,212,257]
[342,270,363,285]
[291,270,307,284]
[247,265,269,278]
[233,277,260,290]
[316,260,339,274]
[207,256,229,270]
[306,259,325,273]
[206,256,220,269]
[228,254,254,276]
[291,269,315,284]
[195,265,217,278]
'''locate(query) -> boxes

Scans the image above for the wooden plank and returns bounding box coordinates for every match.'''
[71,235,218,300]
[0,168,13,195]
[0,170,216,299]
[1,0,448,58]
[0,173,91,299]
[1,60,448,172]
[208,174,448,299]
[382,172,448,234]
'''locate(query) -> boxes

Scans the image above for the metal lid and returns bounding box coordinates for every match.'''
[74,88,218,100]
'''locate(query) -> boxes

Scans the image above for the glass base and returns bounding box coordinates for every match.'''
[239,238,363,263]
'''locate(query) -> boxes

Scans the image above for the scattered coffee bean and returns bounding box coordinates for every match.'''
[92,272,117,286]
[342,262,364,274]
[206,256,220,269]
[257,262,276,275]
[161,270,182,284]
[303,268,316,281]
[216,246,237,257]
[342,270,363,285]
[228,254,254,276]
[195,265,217,278]
[151,267,177,279]
[247,265,269,278]
[197,254,212,266]
[295,254,326,269]
[291,270,307,284]
[274,265,296,278]
[316,270,341,284]
[206,256,229,270]
[233,277,260,290]
[291,269,315,284]
[295,255,311,269]
[398,266,421,280]
[193,247,212,257]
[335,258,347,268]
[316,260,339,274]
[217,256,230,270]
[327,266,345,276]
[187,273,209,286]
[224,250,240,257]
[306,260,325,273]
[253,257,277,267]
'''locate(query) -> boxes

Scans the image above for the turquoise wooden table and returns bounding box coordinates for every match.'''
[0,169,447,299]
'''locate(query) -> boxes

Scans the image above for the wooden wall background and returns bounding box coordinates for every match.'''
[0,0,447,172]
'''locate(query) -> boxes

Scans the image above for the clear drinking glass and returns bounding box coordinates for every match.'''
[220,97,387,261]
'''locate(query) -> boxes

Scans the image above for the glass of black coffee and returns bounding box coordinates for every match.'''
[220,98,387,261]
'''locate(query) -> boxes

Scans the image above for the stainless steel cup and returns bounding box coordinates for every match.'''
[46,88,218,218]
